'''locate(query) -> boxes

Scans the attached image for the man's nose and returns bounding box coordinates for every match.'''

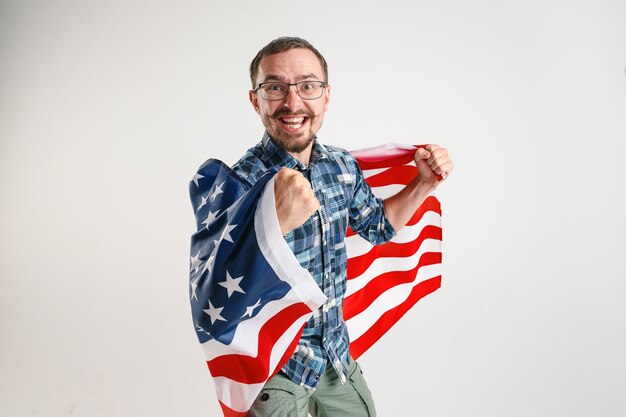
[283,86,303,109]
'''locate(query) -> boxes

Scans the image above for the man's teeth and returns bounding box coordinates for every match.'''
[280,116,306,129]
[281,117,305,124]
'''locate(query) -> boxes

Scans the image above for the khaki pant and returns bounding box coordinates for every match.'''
[248,359,377,417]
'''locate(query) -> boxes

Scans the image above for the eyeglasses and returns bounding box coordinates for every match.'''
[253,81,327,100]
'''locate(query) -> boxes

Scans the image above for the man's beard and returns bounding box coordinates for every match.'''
[273,131,315,153]
[266,108,316,154]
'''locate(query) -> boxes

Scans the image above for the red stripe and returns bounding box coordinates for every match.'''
[347,225,442,279]
[343,251,442,321]
[271,322,305,379]
[346,196,441,238]
[348,276,441,360]
[218,401,247,417]
[364,165,416,187]
[353,146,424,170]
[207,302,310,384]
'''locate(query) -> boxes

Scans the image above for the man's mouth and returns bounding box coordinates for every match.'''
[278,116,309,131]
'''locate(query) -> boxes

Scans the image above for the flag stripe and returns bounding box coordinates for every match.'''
[363,164,417,187]
[201,289,309,360]
[350,144,418,169]
[207,302,313,384]
[347,225,442,279]
[346,211,441,257]
[348,276,441,359]
[345,238,442,298]
[346,263,442,341]
[344,251,442,321]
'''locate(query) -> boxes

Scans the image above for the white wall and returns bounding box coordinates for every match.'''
[1,0,625,416]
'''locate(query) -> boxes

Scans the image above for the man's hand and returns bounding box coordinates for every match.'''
[413,144,454,188]
[384,144,453,232]
[274,167,320,235]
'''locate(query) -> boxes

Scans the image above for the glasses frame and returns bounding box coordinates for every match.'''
[253,80,327,101]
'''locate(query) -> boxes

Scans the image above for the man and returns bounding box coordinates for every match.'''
[231,37,453,417]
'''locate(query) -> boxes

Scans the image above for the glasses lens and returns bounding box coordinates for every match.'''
[297,81,324,99]
[261,83,288,99]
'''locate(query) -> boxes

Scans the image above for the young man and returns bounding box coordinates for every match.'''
[232,37,453,417]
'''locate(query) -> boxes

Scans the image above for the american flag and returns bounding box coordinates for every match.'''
[189,144,442,416]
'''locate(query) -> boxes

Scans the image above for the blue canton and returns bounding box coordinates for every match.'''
[232,132,396,388]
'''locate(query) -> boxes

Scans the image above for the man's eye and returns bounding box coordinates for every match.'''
[302,82,314,90]
[268,84,284,91]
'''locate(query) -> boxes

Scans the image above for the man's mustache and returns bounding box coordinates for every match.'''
[271,108,314,118]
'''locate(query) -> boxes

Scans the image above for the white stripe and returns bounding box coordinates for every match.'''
[346,211,441,258]
[346,263,443,341]
[345,238,442,297]
[212,380,265,413]
[361,167,387,177]
[368,183,405,199]
[370,182,437,200]
[362,162,415,179]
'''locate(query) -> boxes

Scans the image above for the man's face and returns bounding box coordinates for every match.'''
[249,48,330,156]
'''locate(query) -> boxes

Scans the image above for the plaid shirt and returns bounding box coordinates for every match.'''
[232,132,396,388]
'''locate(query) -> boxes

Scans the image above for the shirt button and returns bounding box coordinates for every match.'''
[260,393,270,401]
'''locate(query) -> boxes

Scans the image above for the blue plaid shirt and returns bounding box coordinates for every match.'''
[232,132,396,388]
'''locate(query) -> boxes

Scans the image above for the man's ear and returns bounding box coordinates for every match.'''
[249,90,260,114]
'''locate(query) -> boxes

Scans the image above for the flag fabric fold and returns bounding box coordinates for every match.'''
[189,159,326,417]
[189,144,442,416]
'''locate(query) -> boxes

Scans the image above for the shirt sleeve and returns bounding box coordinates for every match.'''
[231,148,269,188]
[346,153,397,245]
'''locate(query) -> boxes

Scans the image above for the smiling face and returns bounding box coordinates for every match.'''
[249,48,331,162]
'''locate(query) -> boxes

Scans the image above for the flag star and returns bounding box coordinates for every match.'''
[189,250,203,273]
[211,182,224,201]
[201,210,220,228]
[196,195,208,212]
[192,173,204,187]
[202,254,215,275]
[190,277,199,301]
[203,301,226,324]
[196,324,210,336]
[242,299,262,318]
[219,271,245,298]
[220,224,237,243]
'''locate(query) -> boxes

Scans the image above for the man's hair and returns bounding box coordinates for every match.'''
[249,36,329,88]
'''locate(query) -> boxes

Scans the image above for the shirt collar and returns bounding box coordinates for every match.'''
[262,131,329,170]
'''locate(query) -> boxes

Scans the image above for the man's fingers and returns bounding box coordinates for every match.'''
[431,158,454,176]
[414,147,430,160]
[427,147,448,165]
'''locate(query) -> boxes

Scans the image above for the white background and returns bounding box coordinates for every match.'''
[2,0,625,416]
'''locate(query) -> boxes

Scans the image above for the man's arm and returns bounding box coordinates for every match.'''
[383,144,453,232]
